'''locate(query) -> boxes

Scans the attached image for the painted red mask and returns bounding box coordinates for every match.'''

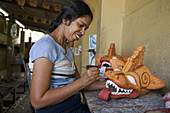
[97,43,165,101]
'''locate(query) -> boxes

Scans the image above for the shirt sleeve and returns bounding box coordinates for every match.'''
[29,38,58,64]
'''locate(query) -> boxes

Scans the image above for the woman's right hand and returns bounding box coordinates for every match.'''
[80,67,100,86]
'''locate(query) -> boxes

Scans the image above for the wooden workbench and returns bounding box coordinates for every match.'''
[0,77,26,113]
[83,90,165,113]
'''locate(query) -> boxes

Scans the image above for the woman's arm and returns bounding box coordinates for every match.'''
[83,80,106,91]
[30,57,100,109]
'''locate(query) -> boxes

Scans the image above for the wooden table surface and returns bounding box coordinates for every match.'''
[83,90,165,113]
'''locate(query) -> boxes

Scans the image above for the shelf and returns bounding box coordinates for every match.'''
[0,44,6,48]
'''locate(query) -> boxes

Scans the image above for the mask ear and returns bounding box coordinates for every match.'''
[147,74,165,89]
[122,56,129,63]
[95,57,101,64]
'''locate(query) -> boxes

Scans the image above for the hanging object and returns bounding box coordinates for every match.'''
[33,16,38,23]
[42,0,50,9]
[23,14,28,20]
[54,4,61,11]
[13,12,19,18]
[29,0,38,7]
[10,24,18,39]
[7,10,12,15]
[48,19,53,24]
[41,18,47,24]
[17,0,25,7]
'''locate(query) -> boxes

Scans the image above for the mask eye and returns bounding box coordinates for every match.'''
[114,68,120,71]
[112,57,117,59]
[101,62,111,68]
[126,75,137,85]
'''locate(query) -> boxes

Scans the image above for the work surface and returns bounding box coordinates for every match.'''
[83,90,165,113]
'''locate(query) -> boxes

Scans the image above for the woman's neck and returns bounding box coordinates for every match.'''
[49,25,67,53]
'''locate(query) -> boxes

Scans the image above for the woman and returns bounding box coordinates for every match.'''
[29,1,106,113]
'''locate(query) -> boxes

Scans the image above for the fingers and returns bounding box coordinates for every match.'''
[84,68,99,81]
[87,67,99,75]
[86,68,107,80]
[87,67,99,71]
[96,76,107,80]
[81,67,107,86]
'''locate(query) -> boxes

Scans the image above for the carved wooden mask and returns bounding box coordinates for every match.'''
[97,43,165,100]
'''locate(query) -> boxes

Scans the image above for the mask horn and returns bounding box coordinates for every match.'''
[147,74,165,89]
[95,57,101,64]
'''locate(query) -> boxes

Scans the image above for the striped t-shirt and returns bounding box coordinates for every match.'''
[29,34,75,88]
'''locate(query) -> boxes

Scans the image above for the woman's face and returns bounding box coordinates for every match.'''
[64,15,92,42]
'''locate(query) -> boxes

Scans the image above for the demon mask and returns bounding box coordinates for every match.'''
[97,43,165,101]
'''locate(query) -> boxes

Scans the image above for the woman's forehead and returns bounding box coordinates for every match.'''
[76,15,92,25]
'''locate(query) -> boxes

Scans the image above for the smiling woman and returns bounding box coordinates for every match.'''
[28,1,106,113]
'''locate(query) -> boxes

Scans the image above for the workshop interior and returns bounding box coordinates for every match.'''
[0,0,169,113]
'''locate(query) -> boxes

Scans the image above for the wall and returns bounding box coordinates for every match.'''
[122,0,170,92]
[80,0,99,75]
[73,39,81,74]
[0,17,7,76]
[80,0,124,75]
[0,18,22,77]
[97,0,124,56]
[81,0,169,93]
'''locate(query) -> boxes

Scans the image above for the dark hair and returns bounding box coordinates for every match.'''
[48,1,93,33]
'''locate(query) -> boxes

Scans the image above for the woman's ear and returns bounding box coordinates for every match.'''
[62,18,69,25]
[62,18,67,24]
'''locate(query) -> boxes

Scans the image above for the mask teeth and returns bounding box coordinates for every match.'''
[106,80,133,95]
